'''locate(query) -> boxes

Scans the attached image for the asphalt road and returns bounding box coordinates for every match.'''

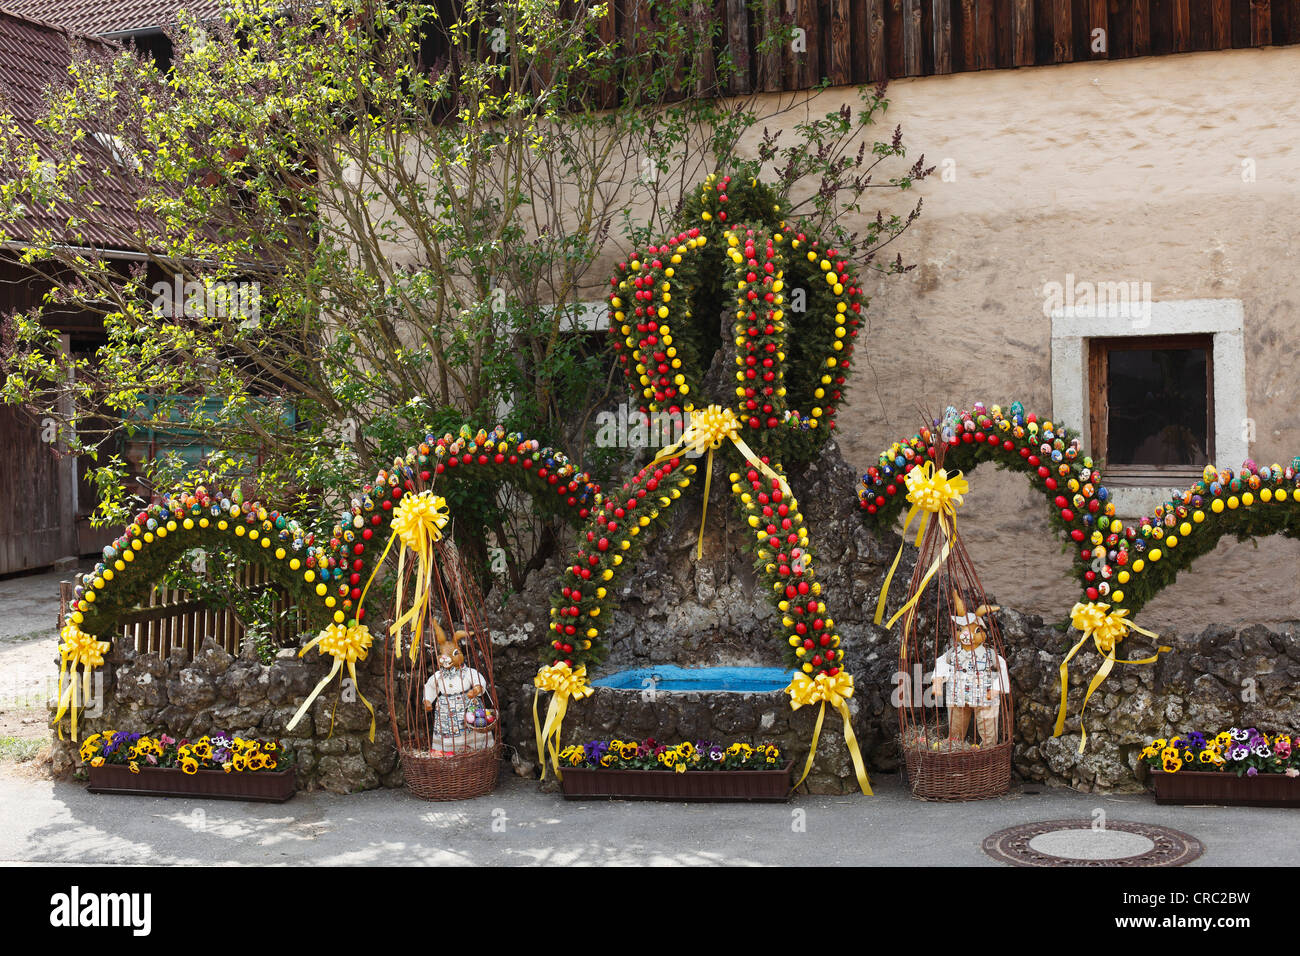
[2,767,1297,867]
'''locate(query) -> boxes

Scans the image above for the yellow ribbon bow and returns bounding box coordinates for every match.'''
[1054,601,1171,752]
[874,460,970,629]
[53,623,111,742]
[532,662,594,779]
[286,622,376,741]
[355,489,450,661]
[785,671,872,795]
[647,404,792,559]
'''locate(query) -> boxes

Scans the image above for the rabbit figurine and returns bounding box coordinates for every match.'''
[422,621,489,754]
[932,590,1009,746]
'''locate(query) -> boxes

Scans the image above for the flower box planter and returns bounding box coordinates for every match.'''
[87,764,296,803]
[1151,770,1300,808]
[559,761,793,802]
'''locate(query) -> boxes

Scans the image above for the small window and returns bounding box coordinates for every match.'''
[1088,334,1213,481]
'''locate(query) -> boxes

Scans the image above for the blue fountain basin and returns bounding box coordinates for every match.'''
[591,665,795,693]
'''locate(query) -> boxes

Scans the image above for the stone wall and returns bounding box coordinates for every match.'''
[487,437,897,793]
[50,636,402,793]
[1007,614,1300,792]
[52,434,1296,795]
[487,439,1300,794]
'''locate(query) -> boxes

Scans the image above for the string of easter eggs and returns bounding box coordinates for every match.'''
[860,401,1300,614]
[66,425,602,643]
[609,174,864,467]
[547,456,696,669]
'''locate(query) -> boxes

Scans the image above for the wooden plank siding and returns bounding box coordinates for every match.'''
[430,0,1300,95]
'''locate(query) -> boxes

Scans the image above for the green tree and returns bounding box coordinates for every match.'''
[0,0,927,592]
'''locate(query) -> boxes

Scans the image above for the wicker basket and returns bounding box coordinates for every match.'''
[381,529,504,802]
[901,738,1012,801]
[889,428,1016,802]
[400,743,502,801]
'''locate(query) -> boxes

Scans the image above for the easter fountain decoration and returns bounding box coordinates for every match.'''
[532,175,872,795]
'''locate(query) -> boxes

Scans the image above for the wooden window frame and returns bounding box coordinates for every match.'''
[1088,333,1214,486]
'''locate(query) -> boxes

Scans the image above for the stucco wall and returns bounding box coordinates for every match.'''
[765,47,1300,632]
[399,45,1300,633]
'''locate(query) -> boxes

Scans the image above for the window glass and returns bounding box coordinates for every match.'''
[1106,346,1209,466]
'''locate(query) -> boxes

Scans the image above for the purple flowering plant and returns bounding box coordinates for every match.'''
[556,738,782,771]
[1141,727,1300,777]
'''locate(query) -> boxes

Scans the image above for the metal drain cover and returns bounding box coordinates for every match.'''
[983,819,1204,867]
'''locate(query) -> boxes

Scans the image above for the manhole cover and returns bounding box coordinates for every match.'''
[983,819,1204,867]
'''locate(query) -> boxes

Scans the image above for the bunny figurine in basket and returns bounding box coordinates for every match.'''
[931,590,1009,747]
[423,621,494,755]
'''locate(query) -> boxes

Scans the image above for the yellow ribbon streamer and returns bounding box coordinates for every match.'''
[785,671,872,795]
[874,461,969,627]
[286,622,376,741]
[353,489,449,661]
[53,623,110,742]
[1054,601,1171,753]
[532,663,594,779]
[646,405,791,559]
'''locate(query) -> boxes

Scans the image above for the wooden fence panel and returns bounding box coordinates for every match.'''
[55,561,308,665]
[1012,0,1034,63]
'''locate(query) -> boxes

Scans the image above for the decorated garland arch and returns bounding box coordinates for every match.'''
[552,175,864,675]
[858,400,1300,614]
[860,401,1300,750]
[538,175,873,793]
[610,174,864,466]
[64,424,601,644]
[65,491,335,640]
[55,424,600,740]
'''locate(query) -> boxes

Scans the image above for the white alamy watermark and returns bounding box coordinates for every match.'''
[152,276,261,324]
[2,673,102,717]
[594,403,690,451]
[1043,273,1152,328]
[49,886,151,936]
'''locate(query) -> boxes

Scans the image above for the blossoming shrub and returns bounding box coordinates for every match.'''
[79,731,292,775]
[558,739,782,772]
[1141,728,1297,777]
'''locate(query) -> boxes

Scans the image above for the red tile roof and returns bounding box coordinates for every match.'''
[0,9,149,249]
[3,0,222,36]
